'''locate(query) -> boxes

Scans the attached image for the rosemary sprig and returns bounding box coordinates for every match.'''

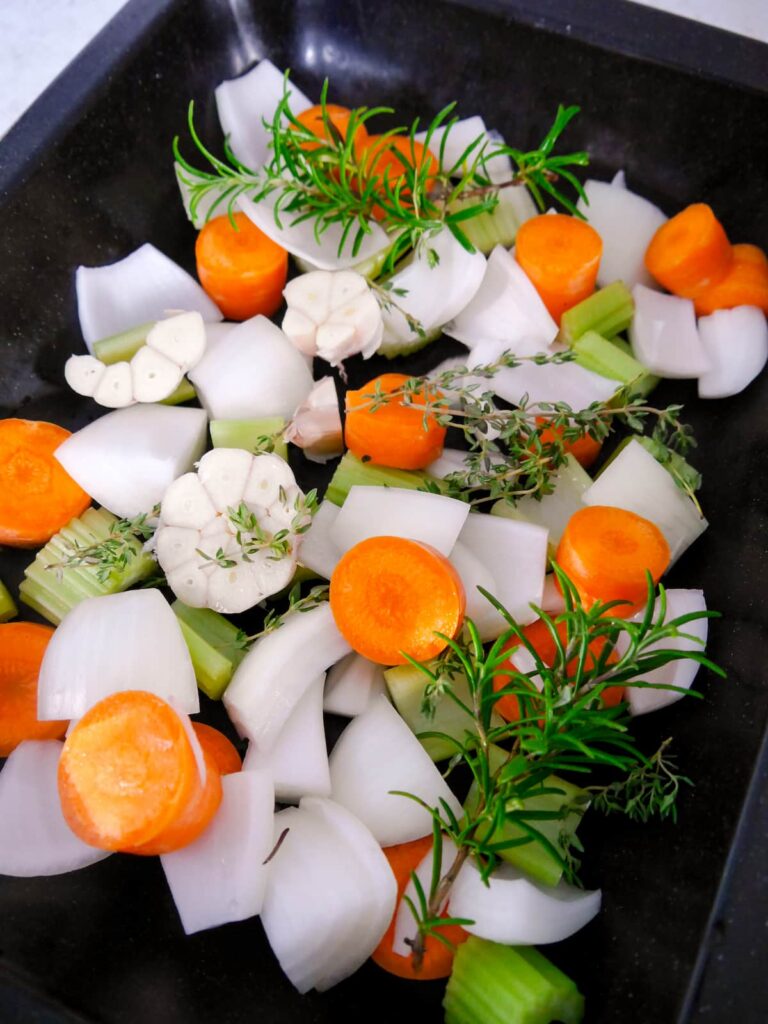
[45,507,159,584]
[234,581,330,649]
[396,567,724,971]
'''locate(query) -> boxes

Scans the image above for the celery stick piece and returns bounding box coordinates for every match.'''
[377,326,441,360]
[18,579,70,626]
[607,336,659,397]
[78,507,116,538]
[210,417,288,460]
[448,187,534,254]
[444,938,585,1024]
[93,322,153,364]
[161,378,197,406]
[573,330,657,398]
[0,578,18,622]
[172,600,246,699]
[560,281,634,344]
[325,452,438,506]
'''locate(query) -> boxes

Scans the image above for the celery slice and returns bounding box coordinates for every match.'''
[210,417,288,460]
[325,452,437,506]
[0,578,18,622]
[162,378,197,406]
[171,601,246,700]
[449,187,535,254]
[560,281,633,344]
[377,326,441,360]
[573,330,657,398]
[18,579,71,626]
[444,938,585,1024]
[93,322,153,364]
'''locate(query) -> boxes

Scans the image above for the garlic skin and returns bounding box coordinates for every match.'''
[282,271,383,366]
[284,377,343,464]
[155,449,312,614]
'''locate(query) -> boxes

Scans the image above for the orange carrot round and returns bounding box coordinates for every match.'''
[58,691,199,852]
[0,419,91,547]
[293,103,369,161]
[192,722,242,776]
[0,622,67,756]
[345,373,447,470]
[330,537,465,665]
[195,212,288,320]
[515,213,603,322]
[644,203,732,298]
[694,243,768,316]
[537,421,602,469]
[364,135,439,221]
[556,506,670,613]
[372,836,469,980]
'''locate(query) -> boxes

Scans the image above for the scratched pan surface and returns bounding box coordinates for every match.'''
[0,1,767,1021]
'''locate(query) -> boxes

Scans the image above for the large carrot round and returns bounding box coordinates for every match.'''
[536,420,602,469]
[345,373,447,470]
[372,836,469,980]
[364,135,439,220]
[330,537,465,665]
[192,722,242,776]
[0,622,67,756]
[694,243,768,315]
[58,691,199,852]
[645,203,732,298]
[515,213,602,322]
[556,506,670,613]
[293,103,369,161]
[195,212,288,320]
[0,419,91,547]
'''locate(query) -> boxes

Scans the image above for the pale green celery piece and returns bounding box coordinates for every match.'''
[78,507,117,538]
[491,454,592,551]
[448,186,534,254]
[18,579,70,626]
[0,578,18,622]
[161,379,197,406]
[210,417,288,460]
[384,662,502,762]
[93,323,153,364]
[325,452,438,506]
[24,560,96,606]
[172,601,246,700]
[36,539,106,597]
[377,325,441,360]
[560,281,634,344]
[572,330,657,401]
[444,938,585,1024]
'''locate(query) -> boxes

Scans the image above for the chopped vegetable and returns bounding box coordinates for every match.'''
[0,419,91,547]
[537,420,602,469]
[698,305,768,399]
[363,134,439,220]
[449,186,536,253]
[294,103,369,157]
[629,284,711,379]
[296,500,341,579]
[282,269,382,365]
[0,578,18,622]
[556,505,670,612]
[571,329,657,396]
[171,600,246,699]
[515,214,602,322]
[0,623,66,756]
[330,536,466,665]
[191,722,242,775]
[324,653,385,717]
[559,281,634,343]
[284,377,343,463]
[444,938,585,1024]
[325,451,435,506]
[644,202,732,299]
[693,243,768,315]
[93,321,152,363]
[210,415,287,459]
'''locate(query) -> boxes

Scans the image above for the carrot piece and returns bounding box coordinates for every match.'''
[0,419,91,547]
[372,836,469,980]
[493,618,623,722]
[191,722,242,776]
[293,103,369,161]
[644,203,732,299]
[0,622,67,756]
[515,213,603,323]
[195,212,288,320]
[330,537,465,665]
[536,421,602,469]
[694,243,768,316]
[363,135,439,221]
[58,691,199,852]
[345,373,447,470]
[555,505,670,614]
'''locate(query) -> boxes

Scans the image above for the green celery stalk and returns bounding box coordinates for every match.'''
[325,452,438,506]
[210,417,288,460]
[607,336,659,398]
[0,578,18,622]
[444,938,585,1024]
[93,322,153,364]
[560,281,634,344]
[172,601,246,699]
[377,326,442,360]
[17,579,71,626]
[448,187,535,254]
[161,378,197,406]
[573,330,657,398]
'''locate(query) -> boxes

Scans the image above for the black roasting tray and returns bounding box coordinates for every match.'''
[1,1,767,1021]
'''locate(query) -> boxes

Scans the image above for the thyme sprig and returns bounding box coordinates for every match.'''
[45,506,159,584]
[234,582,330,650]
[397,567,724,971]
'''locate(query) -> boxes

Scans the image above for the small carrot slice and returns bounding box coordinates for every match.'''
[195,212,288,320]
[694,243,768,316]
[58,691,198,851]
[330,537,465,665]
[192,722,242,776]
[556,505,670,613]
[0,419,91,547]
[372,836,469,980]
[345,373,447,470]
[536,421,602,469]
[515,213,603,323]
[363,135,439,221]
[644,203,732,299]
[293,103,369,160]
[0,622,67,756]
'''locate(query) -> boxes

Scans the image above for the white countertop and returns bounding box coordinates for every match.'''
[0,0,766,141]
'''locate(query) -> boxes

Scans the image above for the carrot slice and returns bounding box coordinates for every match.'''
[536,421,602,469]
[372,836,469,980]
[556,505,670,613]
[330,537,465,665]
[192,722,242,776]
[345,373,447,470]
[0,419,91,547]
[0,622,67,756]
[58,691,198,851]
[515,213,603,322]
[363,135,439,221]
[195,212,288,320]
[694,243,768,316]
[493,618,623,722]
[644,203,732,298]
[293,103,369,160]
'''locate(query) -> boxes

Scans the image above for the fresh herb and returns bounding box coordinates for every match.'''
[395,566,724,970]
[45,506,159,584]
[234,581,330,649]
[224,490,319,564]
